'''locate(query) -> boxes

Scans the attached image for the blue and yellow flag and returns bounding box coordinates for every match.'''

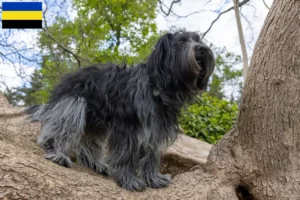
[2,2,42,29]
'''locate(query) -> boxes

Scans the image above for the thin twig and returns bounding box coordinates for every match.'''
[262,0,270,9]
[201,0,250,39]
[42,28,94,66]
[42,0,93,67]
[158,0,181,16]
[159,0,209,18]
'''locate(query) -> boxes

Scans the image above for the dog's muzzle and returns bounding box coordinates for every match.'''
[194,44,215,90]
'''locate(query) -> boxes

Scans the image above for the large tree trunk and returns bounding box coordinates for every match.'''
[0,0,299,199]
[207,0,300,199]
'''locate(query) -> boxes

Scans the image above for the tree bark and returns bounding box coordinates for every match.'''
[0,0,300,199]
[208,0,300,199]
[0,93,214,199]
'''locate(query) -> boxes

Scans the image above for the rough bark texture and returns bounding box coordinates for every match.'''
[0,0,299,199]
[0,93,215,199]
[208,0,300,199]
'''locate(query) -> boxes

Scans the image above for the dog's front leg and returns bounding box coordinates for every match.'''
[140,146,171,189]
[107,125,146,191]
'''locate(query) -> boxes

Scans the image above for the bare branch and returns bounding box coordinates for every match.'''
[0,49,28,81]
[201,0,250,39]
[41,28,93,66]
[240,12,254,44]
[233,0,249,82]
[262,0,270,9]
[158,0,181,16]
[158,0,209,18]
[171,10,208,18]
[0,76,13,92]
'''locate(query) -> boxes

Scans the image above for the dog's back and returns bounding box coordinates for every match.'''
[26,64,138,121]
[25,64,140,168]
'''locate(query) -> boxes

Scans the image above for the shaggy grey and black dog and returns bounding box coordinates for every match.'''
[25,31,215,191]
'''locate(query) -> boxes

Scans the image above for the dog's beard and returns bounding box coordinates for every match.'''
[184,45,214,91]
[196,57,214,90]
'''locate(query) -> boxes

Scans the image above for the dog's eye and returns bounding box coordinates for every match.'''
[193,34,200,42]
[178,40,184,45]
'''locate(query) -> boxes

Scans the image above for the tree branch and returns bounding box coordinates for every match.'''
[41,28,94,67]
[158,0,209,18]
[233,0,249,82]
[201,0,250,39]
[262,0,270,9]
[158,0,181,16]
[42,0,93,67]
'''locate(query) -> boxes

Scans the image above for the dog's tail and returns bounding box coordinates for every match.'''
[24,104,48,122]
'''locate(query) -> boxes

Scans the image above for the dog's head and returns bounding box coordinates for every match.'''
[147,31,215,92]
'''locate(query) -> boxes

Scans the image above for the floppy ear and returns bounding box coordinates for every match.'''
[146,33,174,88]
[148,33,173,64]
[155,33,173,52]
[152,33,173,58]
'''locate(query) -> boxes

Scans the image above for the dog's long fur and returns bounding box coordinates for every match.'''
[25,31,215,191]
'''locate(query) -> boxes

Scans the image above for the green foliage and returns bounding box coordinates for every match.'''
[64,0,157,63]
[179,93,239,144]
[207,47,242,101]
[16,0,160,105]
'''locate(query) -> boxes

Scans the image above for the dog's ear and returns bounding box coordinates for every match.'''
[147,33,174,68]
[146,33,174,88]
[154,33,173,53]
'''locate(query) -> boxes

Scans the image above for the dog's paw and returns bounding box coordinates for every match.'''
[45,153,72,168]
[145,173,171,189]
[94,163,109,176]
[116,175,147,192]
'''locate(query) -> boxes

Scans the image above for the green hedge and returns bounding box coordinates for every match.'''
[179,93,238,144]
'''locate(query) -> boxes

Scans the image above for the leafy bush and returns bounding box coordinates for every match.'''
[179,93,239,144]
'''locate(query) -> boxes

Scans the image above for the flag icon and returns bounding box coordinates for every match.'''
[2,2,43,29]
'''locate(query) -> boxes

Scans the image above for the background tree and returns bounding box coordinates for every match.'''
[2,0,160,105]
[1,0,245,145]
[207,47,242,100]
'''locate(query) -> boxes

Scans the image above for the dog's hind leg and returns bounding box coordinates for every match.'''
[77,133,108,175]
[38,97,86,168]
[107,124,146,191]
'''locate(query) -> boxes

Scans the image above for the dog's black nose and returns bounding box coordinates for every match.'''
[195,45,209,53]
